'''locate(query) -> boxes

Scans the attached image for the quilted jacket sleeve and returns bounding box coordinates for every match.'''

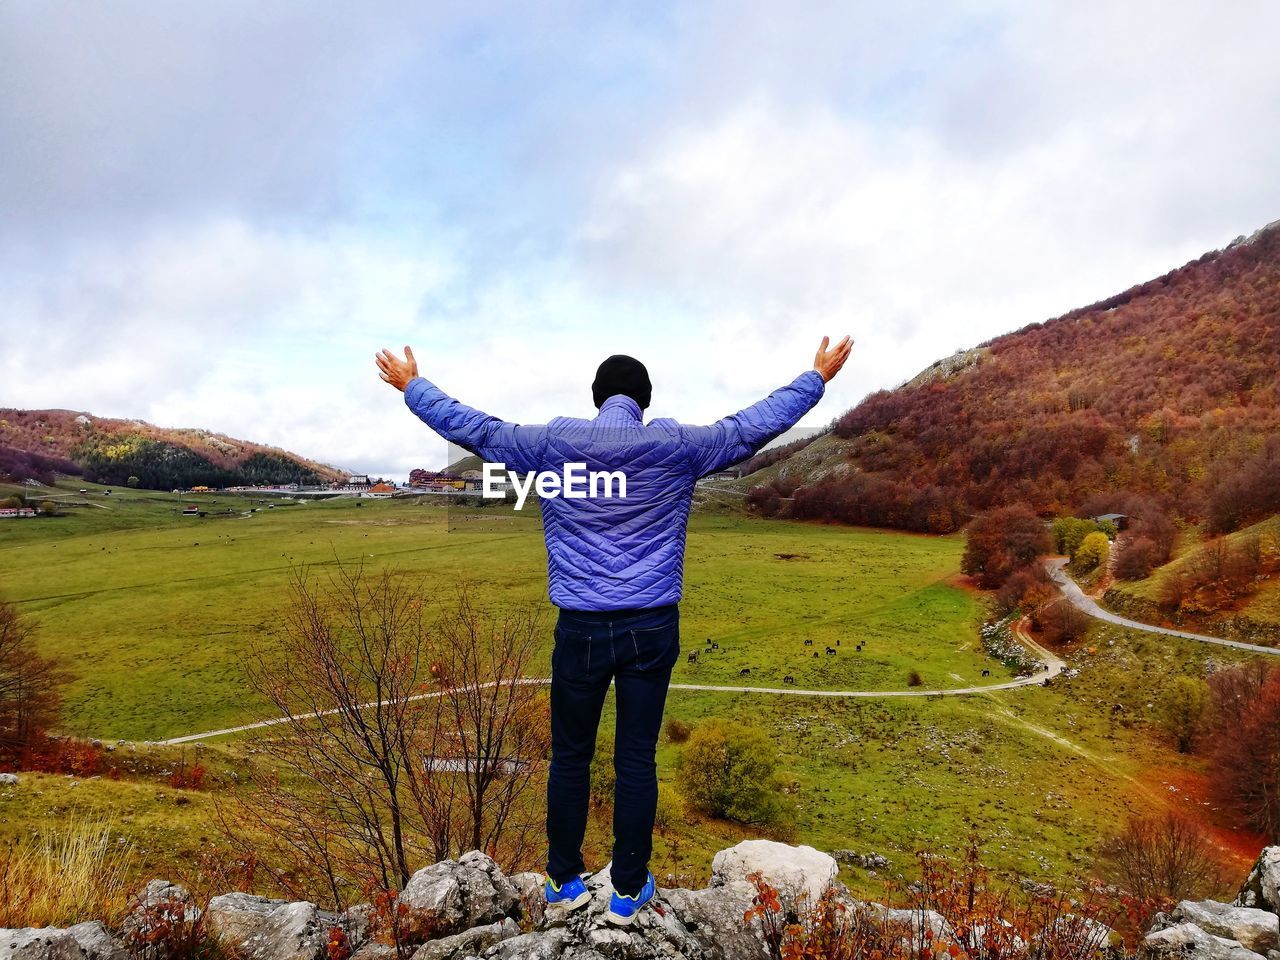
[679,369,826,479]
[403,376,549,473]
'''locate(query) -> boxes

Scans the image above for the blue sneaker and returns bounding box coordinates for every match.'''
[544,874,591,912]
[607,871,656,926]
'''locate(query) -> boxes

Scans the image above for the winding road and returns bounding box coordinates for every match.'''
[1045,558,1280,657]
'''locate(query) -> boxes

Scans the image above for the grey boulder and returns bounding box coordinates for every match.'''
[1141,922,1261,960]
[1240,848,1280,914]
[411,918,519,960]
[1174,900,1280,955]
[401,851,520,937]
[663,881,768,960]
[205,893,328,960]
[0,924,125,960]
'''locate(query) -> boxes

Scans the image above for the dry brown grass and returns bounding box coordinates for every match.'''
[0,819,136,928]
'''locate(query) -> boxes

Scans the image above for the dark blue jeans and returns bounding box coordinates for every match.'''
[545,602,680,896]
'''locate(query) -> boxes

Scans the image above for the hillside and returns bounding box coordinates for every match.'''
[741,219,1280,534]
[0,407,346,490]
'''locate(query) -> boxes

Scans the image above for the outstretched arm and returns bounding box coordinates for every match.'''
[681,335,852,478]
[376,346,548,473]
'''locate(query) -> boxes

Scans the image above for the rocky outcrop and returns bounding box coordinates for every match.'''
[204,893,331,960]
[399,851,522,938]
[16,840,1280,960]
[1238,848,1280,914]
[1138,846,1280,960]
[0,923,126,960]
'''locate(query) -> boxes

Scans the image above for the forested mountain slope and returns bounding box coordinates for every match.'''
[744,220,1280,534]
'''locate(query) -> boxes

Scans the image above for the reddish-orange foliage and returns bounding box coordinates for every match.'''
[1207,662,1280,841]
[772,225,1280,532]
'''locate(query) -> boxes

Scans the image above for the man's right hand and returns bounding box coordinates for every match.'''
[813,335,853,382]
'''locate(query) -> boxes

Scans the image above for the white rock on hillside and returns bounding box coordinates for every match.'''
[710,839,837,904]
[0,773,18,786]
[1172,900,1280,955]
[1140,922,1260,960]
[1238,847,1280,914]
[204,894,328,960]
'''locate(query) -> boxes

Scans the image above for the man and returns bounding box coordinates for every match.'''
[375,336,851,924]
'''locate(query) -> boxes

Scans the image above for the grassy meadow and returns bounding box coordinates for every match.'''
[0,476,1265,897]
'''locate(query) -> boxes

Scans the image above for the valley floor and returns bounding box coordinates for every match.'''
[0,478,1265,898]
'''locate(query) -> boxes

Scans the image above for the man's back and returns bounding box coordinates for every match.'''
[402,368,827,610]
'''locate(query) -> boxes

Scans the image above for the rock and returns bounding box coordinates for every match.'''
[861,903,954,945]
[205,893,327,960]
[710,840,837,905]
[412,918,519,959]
[830,849,890,871]
[664,880,767,960]
[65,924,126,960]
[0,925,125,960]
[0,773,18,786]
[1240,848,1280,913]
[509,873,544,906]
[1141,922,1260,960]
[1174,901,1280,955]
[481,928,574,959]
[349,944,397,960]
[401,851,520,938]
[0,930,84,960]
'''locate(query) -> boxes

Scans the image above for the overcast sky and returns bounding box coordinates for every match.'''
[3,1,1279,479]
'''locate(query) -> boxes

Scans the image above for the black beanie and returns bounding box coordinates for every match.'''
[592,354,651,410]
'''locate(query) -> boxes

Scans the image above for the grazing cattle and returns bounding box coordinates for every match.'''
[812,652,819,658]
[688,652,699,663]
[712,642,720,650]
[739,668,751,676]
[803,638,813,646]
[825,646,836,656]
[981,669,990,677]
[783,675,796,684]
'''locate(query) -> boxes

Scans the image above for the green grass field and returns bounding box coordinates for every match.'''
[0,476,1265,896]
[2,477,999,741]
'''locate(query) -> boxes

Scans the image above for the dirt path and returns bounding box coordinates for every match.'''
[159,630,1064,745]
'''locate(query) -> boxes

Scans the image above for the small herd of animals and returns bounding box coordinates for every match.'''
[682,636,1000,688]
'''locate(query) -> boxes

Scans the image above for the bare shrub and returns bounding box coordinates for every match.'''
[219,563,549,908]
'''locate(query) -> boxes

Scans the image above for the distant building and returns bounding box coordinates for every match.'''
[347,474,372,487]
[0,506,38,518]
[1094,513,1129,531]
[182,505,204,517]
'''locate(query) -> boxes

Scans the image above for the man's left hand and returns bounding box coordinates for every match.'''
[376,346,419,392]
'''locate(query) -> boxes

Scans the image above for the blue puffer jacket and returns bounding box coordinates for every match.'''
[404,370,826,611]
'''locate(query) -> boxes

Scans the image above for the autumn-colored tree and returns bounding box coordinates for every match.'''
[0,599,70,759]
[1206,664,1280,840]
[961,504,1052,589]
[1154,676,1211,753]
[1114,536,1162,580]
[1074,531,1110,572]
[1033,598,1090,645]
[1099,812,1230,916]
